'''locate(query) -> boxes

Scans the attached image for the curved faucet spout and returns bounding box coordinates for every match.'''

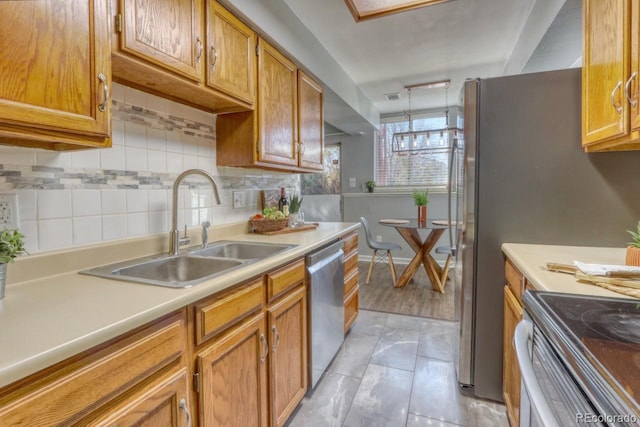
[170,169,221,256]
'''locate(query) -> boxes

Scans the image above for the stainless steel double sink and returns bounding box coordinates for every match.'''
[80,241,297,288]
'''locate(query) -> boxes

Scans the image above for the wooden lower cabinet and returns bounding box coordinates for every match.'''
[503,285,522,427]
[342,230,360,332]
[197,313,269,427]
[267,285,308,427]
[0,310,186,426]
[88,367,192,426]
[193,258,307,427]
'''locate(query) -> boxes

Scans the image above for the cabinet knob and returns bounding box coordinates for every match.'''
[259,333,268,363]
[210,46,218,70]
[611,80,623,115]
[195,37,203,63]
[179,398,191,427]
[625,72,638,108]
[97,74,109,113]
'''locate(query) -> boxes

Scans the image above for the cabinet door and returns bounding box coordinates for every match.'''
[267,286,307,427]
[198,313,269,427]
[90,368,191,426]
[298,71,324,170]
[258,39,299,167]
[582,0,630,145]
[503,286,523,427]
[119,0,203,82]
[206,0,256,105]
[0,0,110,140]
[631,0,640,131]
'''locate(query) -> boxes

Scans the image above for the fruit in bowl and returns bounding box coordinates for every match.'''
[250,208,288,232]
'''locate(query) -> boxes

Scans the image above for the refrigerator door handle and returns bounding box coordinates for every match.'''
[446,138,458,252]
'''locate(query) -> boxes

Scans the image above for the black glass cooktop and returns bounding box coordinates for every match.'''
[525,291,640,421]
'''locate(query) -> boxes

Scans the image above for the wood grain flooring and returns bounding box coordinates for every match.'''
[358,261,459,321]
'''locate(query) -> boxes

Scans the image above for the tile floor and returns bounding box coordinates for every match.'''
[287,310,509,427]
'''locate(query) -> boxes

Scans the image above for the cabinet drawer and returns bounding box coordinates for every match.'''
[344,269,359,296]
[505,258,525,303]
[344,250,358,278]
[344,287,359,333]
[342,231,358,254]
[267,259,305,302]
[0,311,186,426]
[194,278,264,345]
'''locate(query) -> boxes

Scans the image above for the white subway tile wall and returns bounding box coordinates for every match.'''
[0,83,300,254]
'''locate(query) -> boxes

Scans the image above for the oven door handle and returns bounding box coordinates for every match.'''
[514,320,560,427]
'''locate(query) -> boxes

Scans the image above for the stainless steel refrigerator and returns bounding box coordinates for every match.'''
[455,68,640,401]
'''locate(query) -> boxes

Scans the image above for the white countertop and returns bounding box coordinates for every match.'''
[501,243,632,298]
[0,222,359,389]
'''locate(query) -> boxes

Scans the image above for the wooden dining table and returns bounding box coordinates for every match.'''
[379,219,449,292]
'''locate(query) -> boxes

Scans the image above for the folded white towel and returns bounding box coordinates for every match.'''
[574,261,640,276]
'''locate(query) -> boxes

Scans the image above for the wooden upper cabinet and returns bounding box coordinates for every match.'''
[258,39,299,167]
[582,0,640,151]
[298,71,324,171]
[112,0,253,113]
[217,39,325,173]
[0,0,111,150]
[119,0,203,82]
[206,0,256,105]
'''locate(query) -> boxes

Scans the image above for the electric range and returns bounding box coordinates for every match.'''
[522,291,640,426]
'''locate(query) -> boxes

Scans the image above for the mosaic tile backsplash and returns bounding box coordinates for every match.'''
[0,83,300,253]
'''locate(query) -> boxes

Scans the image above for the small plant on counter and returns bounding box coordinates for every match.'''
[627,221,640,248]
[365,180,376,192]
[626,221,640,266]
[412,188,429,206]
[0,228,27,264]
[290,194,304,214]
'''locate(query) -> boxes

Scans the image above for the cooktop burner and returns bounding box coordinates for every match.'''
[581,309,640,345]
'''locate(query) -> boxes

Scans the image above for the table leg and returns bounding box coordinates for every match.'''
[421,228,446,293]
[394,228,425,288]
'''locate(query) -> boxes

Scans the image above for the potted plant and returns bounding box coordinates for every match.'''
[626,221,640,266]
[365,180,376,193]
[289,194,305,228]
[413,188,429,226]
[0,228,27,300]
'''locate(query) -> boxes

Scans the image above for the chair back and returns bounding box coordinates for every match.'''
[360,217,376,248]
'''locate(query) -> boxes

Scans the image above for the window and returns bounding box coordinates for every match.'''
[376,113,453,188]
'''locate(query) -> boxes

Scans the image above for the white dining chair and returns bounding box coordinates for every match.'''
[360,217,402,285]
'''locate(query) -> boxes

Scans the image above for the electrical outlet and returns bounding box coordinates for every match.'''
[376,235,382,242]
[233,191,245,208]
[349,177,356,187]
[0,193,19,230]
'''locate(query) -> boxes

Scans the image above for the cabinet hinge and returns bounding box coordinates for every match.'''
[115,14,123,33]
[193,372,201,393]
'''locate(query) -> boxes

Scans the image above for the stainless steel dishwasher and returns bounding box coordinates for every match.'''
[306,240,345,389]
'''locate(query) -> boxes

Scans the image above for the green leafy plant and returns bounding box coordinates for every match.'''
[0,228,27,264]
[627,221,640,248]
[412,188,429,206]
[365,180,376,189]
[290,194,304,214]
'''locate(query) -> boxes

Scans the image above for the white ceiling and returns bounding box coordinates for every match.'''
[280,0,582,120]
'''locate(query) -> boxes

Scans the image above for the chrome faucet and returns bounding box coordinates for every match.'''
[170,169,221,256]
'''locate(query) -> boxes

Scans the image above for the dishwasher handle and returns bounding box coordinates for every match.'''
[306,240,344,267]
[514,320,559,427]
